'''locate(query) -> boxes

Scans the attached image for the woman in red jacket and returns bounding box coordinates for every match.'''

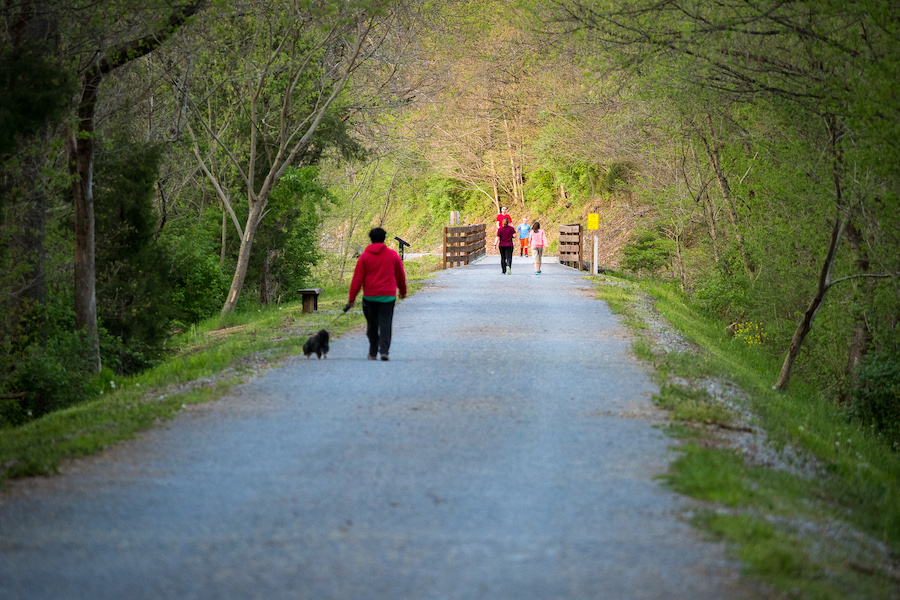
[347,228,407,361]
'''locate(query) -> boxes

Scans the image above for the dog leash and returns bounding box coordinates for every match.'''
[322,303,353,329]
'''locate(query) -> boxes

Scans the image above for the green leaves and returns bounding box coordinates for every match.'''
[621,229,675,274]
[255,166,336,293]
[850,350,900,447]
[0,47,73,157]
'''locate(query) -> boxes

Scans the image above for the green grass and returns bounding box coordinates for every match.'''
[665,445,749,506]
[653,382,735,425]
[592,272,900,599]
[0,256,440,484]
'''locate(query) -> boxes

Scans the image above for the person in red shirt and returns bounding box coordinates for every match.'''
[493,217,516,275]
[495,206,512,229]
[347,228,407,361]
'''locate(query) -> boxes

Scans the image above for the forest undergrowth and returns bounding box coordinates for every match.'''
[592,272,900,600]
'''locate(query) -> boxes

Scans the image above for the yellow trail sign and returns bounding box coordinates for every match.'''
[587,213,599,230]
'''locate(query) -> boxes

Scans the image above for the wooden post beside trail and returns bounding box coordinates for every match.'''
[296,288,322,313]
[442,226,448,270]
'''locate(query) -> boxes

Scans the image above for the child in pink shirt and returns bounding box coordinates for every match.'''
[528,222,548,274]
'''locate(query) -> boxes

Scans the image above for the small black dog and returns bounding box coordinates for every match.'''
[303,329,330,359]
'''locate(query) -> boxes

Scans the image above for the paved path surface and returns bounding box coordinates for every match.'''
[0,255,750,599]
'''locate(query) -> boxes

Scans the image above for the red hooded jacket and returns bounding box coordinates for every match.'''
[348,243,408,302]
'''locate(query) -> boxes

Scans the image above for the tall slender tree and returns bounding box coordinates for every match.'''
[65,1,204,372]
[172,0,395,314]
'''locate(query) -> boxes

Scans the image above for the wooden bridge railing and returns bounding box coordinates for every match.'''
[443,224,486,269]
[559,223,584,270]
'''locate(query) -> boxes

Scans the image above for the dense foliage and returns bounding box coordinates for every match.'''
[0,0,374,426]
[517,0,900,407]
[0,46,72,158]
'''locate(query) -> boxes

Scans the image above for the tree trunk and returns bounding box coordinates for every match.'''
[18,153,48,306]
[64,2,204,373]
[774,115,851,392]
[207,15,373,314]
[9,0,58,313]
[701,115,754,275]
[842,221,873,391]
[155,180,168,240]
[773,214,845,391]
[67,74,102,373]
[702,190,720,263]
[222,230,256,314]
[220,205,227,266]
[221,205,263,314]
[503,117,520,205]
[259,249,271,305]
[489,155,500,213]
[675,233,686,293]
[378,168,400,226]
[845,319,871,377]
[690,144,719,263]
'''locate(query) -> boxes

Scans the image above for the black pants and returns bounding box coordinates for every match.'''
[499,246,513,273]
[362,299,395,357]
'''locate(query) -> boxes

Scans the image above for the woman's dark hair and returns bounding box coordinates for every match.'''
[369,227,387,243]
[503,218,510,226]
[532,221,541,231]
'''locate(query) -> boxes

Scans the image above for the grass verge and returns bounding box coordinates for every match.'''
[592,272,900,600]
[0,255,440,485]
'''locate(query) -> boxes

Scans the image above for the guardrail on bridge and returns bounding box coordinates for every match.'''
[442,224,486,269]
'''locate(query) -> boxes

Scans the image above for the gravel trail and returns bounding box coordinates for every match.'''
[0,255,751,599]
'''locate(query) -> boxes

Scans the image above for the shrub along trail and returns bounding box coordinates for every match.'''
[0,255,756,599]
